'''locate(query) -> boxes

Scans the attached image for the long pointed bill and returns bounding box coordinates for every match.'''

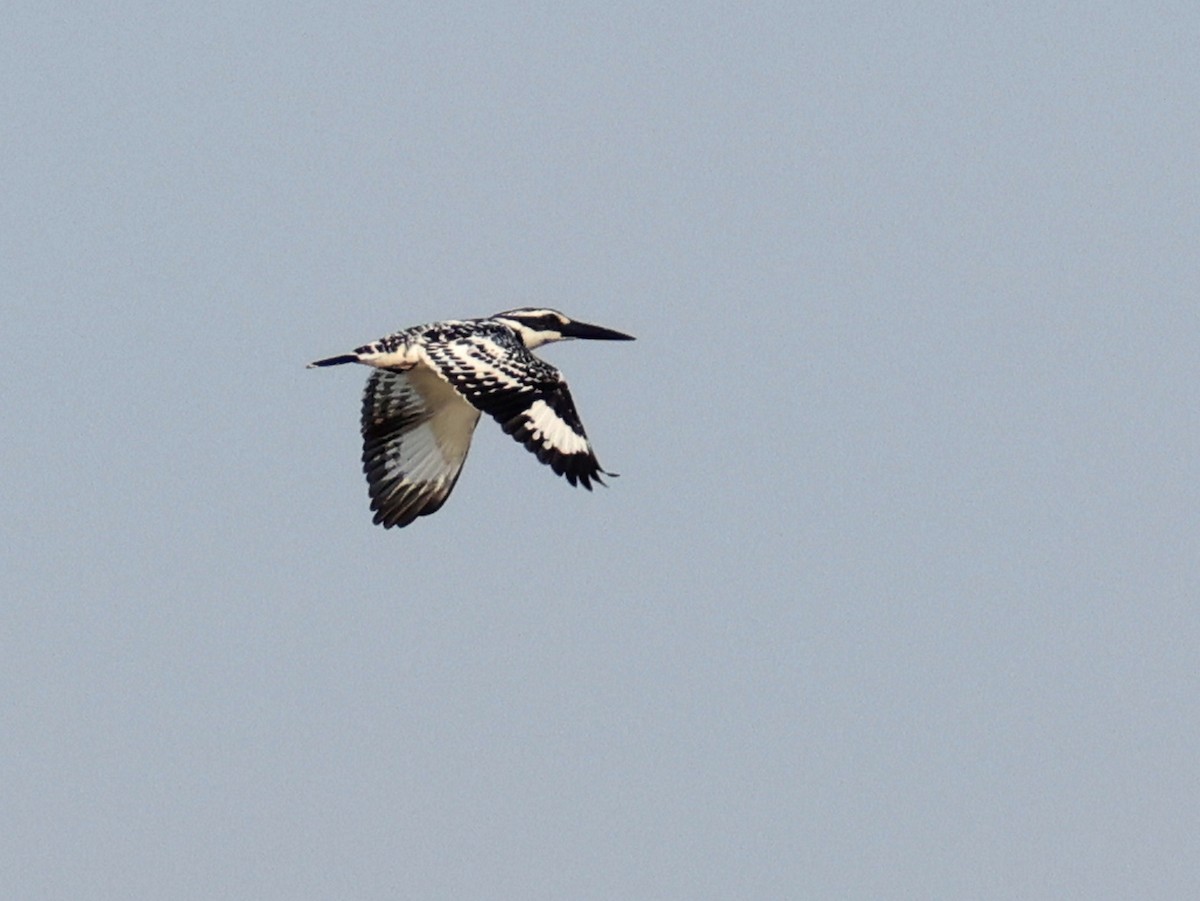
[562,319,636,341]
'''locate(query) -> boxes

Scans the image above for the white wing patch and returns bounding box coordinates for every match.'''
[524,399,590,456]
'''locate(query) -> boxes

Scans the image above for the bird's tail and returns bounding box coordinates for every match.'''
[307,354,359,368]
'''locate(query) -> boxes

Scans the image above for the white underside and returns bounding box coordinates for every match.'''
[374,362,480,493]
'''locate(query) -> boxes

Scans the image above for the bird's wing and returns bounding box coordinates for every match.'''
[423,334,612,489]
[360,366,481,528]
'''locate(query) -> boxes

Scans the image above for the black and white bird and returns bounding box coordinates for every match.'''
[309,308,635,528]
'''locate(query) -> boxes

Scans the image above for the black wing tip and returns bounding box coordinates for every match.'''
[581,468,618,490]
[547,451,620,491]
[365,472,455,529]
[372,501,446,529]
[369,496,423,529]
[308,354,359,368]
[373,510,416,529]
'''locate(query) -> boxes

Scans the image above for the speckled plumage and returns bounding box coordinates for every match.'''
[310,308,635,528]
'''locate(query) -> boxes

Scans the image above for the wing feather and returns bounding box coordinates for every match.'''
[360,366,481,528]
[424,333,613,489]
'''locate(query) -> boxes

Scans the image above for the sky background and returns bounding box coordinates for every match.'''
[3,3,1198,898]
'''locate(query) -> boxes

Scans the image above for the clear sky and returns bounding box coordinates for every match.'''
[4,3,1197,898]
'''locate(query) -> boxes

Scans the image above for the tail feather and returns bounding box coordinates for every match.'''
[307,354,359,368]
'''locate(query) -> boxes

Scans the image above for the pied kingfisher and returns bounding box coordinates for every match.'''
[309,308,635,528]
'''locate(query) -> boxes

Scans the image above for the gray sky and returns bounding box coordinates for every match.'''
[4,3,1198,898]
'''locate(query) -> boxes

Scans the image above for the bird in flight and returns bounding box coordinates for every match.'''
[309,308,635,528]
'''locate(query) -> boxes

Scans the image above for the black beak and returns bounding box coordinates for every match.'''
[561,319,636,341]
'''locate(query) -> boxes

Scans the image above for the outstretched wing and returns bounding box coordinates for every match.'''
[360,366,481,528]
[423,330,613,489]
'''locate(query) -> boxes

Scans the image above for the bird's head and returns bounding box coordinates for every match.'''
[492,308,636,349]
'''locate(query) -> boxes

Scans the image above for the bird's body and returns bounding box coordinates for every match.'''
[309,308,635,528]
